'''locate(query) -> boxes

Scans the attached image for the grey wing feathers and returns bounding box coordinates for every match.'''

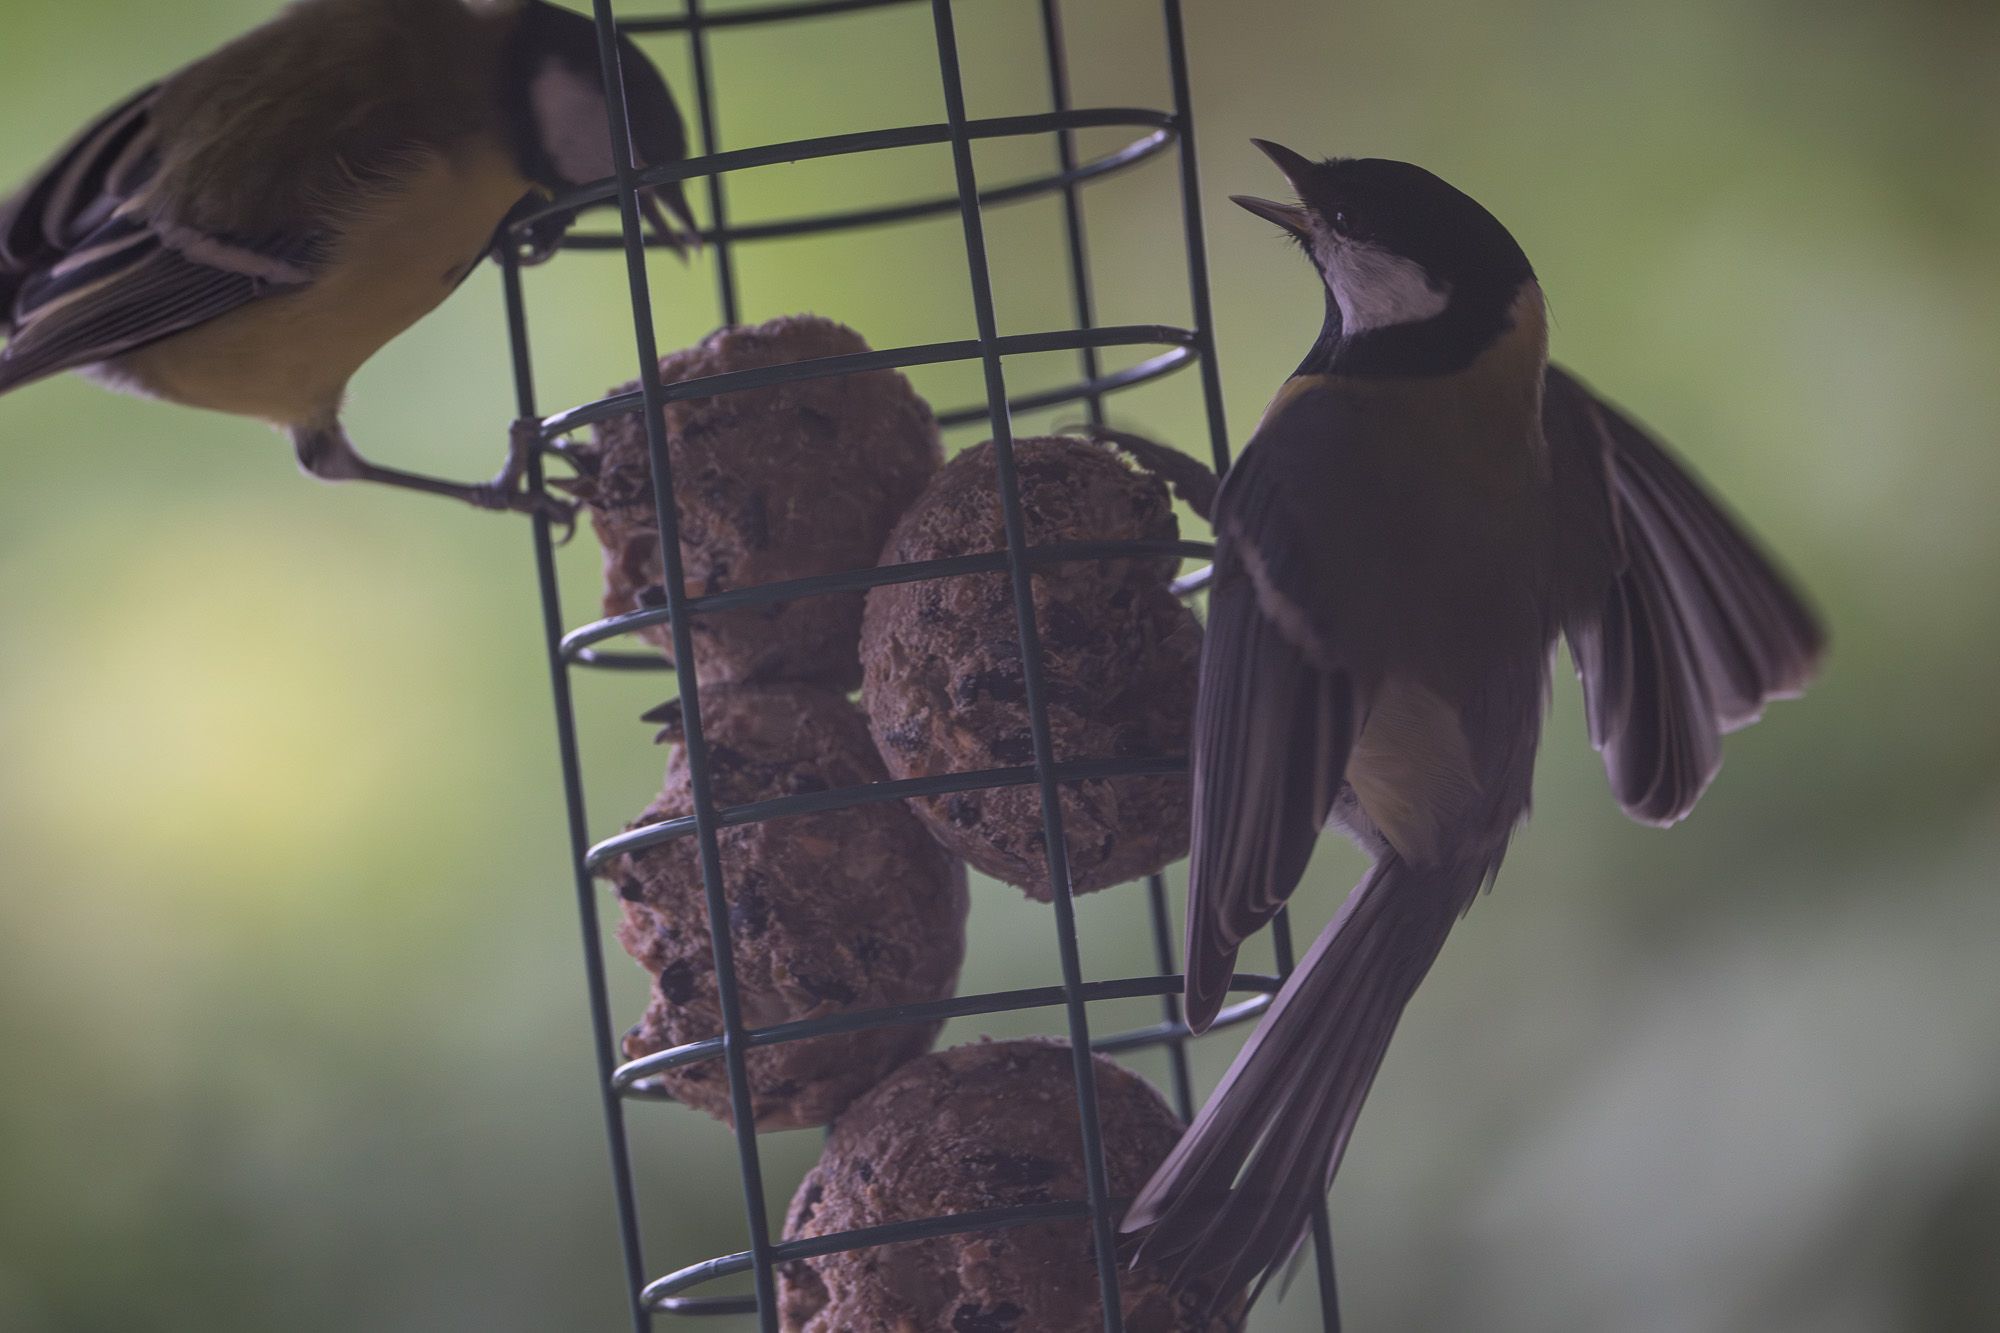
[1,83,159,286]
[1547,366,1824,824]
[1182,406,1357,1033]
[0,83,320,392]
[1184,553,1353,1031]
[0,225,274,393]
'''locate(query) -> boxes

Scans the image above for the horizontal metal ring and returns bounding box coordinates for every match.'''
[512,107,1175,235]
[613,972,1279,1092]
[585,753,1189,874]
[1170,562,1215,598]
[619,0,924,34]
[933,343,1196,430]
[536,322,1193,439]
[559,537,1214,666]
[644,1199,1094,1313]
[559,123,1171,249]
[548,343,1192,504]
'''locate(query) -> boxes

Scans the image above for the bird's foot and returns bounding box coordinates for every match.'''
[1082,424,1219,521]
[475,419,579,541]
[291,417,576,537]
[466,479,578,540]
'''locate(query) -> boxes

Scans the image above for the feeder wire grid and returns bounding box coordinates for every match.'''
[497,1,1342,1328]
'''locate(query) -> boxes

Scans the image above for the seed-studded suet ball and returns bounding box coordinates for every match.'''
[778,1039,1245,1331]
[859,437,1199,899]
[574,316,941,688]
[610,683,967,1130]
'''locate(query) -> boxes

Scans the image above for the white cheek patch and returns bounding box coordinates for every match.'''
[1315,235,1451,334]
[531,64,616,186]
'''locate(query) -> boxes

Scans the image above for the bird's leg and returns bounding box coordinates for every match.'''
[291,418,576,535]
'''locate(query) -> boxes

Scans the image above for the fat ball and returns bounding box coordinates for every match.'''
[859,435,1200,899]
[611,682,967,1131]
[575,315,942,687]
[779,1039,1245,1332]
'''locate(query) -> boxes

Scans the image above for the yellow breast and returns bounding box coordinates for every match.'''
[115,142,532,427]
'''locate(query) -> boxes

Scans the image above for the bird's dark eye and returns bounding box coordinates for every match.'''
[1331,210,1348,230]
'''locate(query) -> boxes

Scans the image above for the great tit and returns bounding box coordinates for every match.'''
[0,0,697,518]
[1119,141,1824,1305]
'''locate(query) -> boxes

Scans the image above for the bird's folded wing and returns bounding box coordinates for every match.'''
[1183,388,1358,1031]
[1545,365,1824,825]
[0,83,321,391]
[2,84,159,284]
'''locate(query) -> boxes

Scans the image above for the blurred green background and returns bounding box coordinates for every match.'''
[3,0,1997,1329]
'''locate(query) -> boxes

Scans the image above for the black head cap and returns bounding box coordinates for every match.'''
[1235,141,1537,375]
[501,1,698,252]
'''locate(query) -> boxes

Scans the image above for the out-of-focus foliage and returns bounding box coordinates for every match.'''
[2,1,1995,1329]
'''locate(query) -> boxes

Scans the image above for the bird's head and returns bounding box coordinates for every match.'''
[491,0,700,254]
[1233,142,1536,373]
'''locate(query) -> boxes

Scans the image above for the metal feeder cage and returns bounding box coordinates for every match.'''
[499,1,1341,1328]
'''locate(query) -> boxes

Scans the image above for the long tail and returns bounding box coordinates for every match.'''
[1125,852,1482,1304]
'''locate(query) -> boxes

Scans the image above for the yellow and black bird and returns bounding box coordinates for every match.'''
[0,0,696,517]
[1120,141,1824,1303]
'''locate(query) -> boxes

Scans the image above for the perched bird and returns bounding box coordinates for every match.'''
[0,0,697,518]
[1120,141,1824,1304]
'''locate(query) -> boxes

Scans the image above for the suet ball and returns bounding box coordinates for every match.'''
[859,436,1199,900]
[611,682,967,1131]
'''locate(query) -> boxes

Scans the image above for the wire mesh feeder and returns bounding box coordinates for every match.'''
[498,1,1341,1328]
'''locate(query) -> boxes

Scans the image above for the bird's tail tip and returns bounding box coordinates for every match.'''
[1131,854,1479,1307]
[1183,950,1237,1035]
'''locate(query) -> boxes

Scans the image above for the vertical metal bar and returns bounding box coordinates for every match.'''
[502,254,654,1333]
[1155,9,1330,1317]
[1155,11,1337,1314]
[1159,0,1231,477]
[1037,0,1196,1134]
[1035,0,1103,428]
[1270,911,1342,1331]
[1144,873,1195,1121]
[587,5,779,1328]
[926,4,1124,1330]
[681,0,741,325]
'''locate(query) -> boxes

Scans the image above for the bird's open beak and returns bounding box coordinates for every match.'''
[641,180,704,261]
[1231,193,1311,238]
[1251,137,1318,189]
[1232,137,1317,238]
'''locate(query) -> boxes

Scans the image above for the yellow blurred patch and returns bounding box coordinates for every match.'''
[0,505,471,909]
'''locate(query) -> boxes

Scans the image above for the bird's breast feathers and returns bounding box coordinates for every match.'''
[1255,292,1554,641]
[111,141,530,424]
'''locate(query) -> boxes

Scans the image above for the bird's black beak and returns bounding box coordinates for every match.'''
[1232,138,1316,238]
[1231,193,1311,238]
[641,180,704,261]
[1251,137,1318,189]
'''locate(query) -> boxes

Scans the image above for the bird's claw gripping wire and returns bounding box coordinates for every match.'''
[1082,424,1220,521]
[488,417,579,542]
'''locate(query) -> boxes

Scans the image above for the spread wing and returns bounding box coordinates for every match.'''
[1184,381,1358,1031]
[1545,365,1824,824]
[0,82,322,394]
